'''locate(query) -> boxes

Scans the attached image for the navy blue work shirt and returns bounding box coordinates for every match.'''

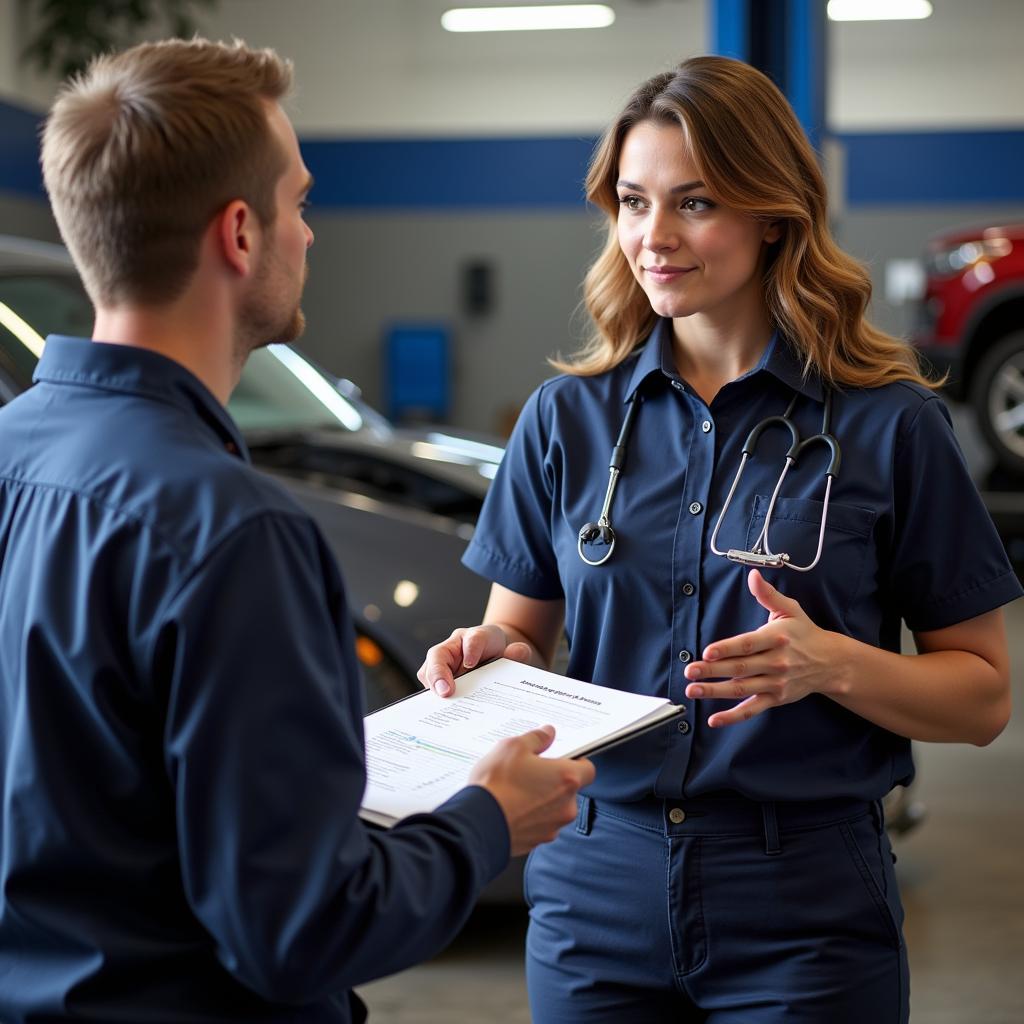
[0,337,509,1023]
[464,318,1021,804]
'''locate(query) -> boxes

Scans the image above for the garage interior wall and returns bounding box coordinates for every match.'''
[0,0,58,242]
[1,0,1023,432]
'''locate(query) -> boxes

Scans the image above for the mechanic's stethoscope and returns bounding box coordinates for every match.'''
[577,388,840,570]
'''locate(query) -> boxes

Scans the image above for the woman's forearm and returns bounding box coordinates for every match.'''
[824,632,1010,746]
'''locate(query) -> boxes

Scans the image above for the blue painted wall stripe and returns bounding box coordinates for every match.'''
[3,100,1024,208]
[302,130,1024,208]
[842,129,1024,206]
[300,136,595,209]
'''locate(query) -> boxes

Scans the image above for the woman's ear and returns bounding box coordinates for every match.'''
[763,220,783,245]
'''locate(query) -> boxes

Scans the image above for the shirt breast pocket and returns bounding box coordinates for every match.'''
[745,495,877,622]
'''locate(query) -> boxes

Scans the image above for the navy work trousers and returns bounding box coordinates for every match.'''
[524,794,909,1023]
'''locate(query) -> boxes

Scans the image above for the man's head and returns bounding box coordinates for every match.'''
[41,37,311,351]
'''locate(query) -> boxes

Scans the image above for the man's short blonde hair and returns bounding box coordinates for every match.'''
[41,37,293,306]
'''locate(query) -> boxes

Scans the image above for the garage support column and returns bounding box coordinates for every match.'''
[709,0,828,152]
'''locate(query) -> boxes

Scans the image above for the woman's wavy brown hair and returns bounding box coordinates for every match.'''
[554,56,937,389]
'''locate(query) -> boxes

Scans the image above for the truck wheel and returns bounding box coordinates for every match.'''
[970,330,1024,476]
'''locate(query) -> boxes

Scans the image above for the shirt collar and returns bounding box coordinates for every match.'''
[623,318,824,403]
[34,336,250,460]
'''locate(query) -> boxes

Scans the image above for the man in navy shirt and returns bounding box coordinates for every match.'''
[0,38,593,1022]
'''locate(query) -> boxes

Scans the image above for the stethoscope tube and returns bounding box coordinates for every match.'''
[577,391,643,566]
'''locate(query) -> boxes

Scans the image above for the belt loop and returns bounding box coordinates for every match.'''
[761,801,781,855]
[576,795,594,836]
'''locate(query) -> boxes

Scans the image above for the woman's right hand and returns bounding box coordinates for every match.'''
[417,624,534,698]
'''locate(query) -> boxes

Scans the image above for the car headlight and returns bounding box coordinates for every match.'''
[927,237,1012,277]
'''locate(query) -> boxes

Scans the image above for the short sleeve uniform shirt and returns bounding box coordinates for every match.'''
[463,319,1022,803]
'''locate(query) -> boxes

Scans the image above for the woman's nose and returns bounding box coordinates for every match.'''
[643,209,678,252]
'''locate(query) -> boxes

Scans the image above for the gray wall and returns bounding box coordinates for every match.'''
[0,191,58,243]
[300,201,1024,436]
[300,208,604,434]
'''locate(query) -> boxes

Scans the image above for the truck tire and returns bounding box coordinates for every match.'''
[970,329,1024,476]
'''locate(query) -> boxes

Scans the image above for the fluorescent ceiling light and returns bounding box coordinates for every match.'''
[442,5,615,33]
[827,0,932,20]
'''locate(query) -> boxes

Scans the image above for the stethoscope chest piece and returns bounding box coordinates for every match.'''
[578,519,616,566]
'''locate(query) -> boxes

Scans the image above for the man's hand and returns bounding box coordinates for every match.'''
[683,569,849,727]
[469,725,595,856]
[417,624,533,698]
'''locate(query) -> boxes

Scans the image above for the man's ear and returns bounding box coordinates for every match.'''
[216,200,259,277]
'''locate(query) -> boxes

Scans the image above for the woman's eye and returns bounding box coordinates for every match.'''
[618,195,646,211]
[682,197,713,212]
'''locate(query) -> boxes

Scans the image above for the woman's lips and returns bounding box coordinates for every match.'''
[644,265,694,282]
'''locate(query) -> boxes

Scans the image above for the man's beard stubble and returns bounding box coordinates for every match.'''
[234,256,308,364]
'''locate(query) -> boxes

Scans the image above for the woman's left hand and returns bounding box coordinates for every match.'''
[683,569,849,727]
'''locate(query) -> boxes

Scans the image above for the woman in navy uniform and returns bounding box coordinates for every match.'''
[419,56,1019,1023]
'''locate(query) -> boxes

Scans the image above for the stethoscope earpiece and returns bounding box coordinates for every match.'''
[709,390,838,573]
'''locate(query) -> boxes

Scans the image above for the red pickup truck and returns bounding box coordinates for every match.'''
[913,223,1024,474]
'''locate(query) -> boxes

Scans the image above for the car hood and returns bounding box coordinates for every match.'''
[387,424,505,489]
[244,422,502,503]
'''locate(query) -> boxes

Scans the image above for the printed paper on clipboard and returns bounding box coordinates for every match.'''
[360,658,684,827]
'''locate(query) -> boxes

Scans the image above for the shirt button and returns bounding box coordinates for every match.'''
[677,720,691,735]
[678,649,691,663]
[682,582,695,596]
[669,807,686,824]
[688,501,702,515]
[701,420,712,434]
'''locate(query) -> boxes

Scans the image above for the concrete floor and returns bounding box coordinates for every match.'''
[357,604,1024,1024]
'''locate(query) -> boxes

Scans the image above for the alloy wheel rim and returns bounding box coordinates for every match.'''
[989,349,1024,458]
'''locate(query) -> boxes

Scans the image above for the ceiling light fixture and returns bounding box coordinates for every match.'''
[441,4,615,33]
[827,0,932,21]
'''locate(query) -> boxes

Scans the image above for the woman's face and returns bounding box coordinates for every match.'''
[615,120,779,324]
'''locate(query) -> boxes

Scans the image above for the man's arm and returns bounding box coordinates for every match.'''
[152,511,587,1005]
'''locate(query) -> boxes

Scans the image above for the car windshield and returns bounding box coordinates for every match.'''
[0,271,366,433]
